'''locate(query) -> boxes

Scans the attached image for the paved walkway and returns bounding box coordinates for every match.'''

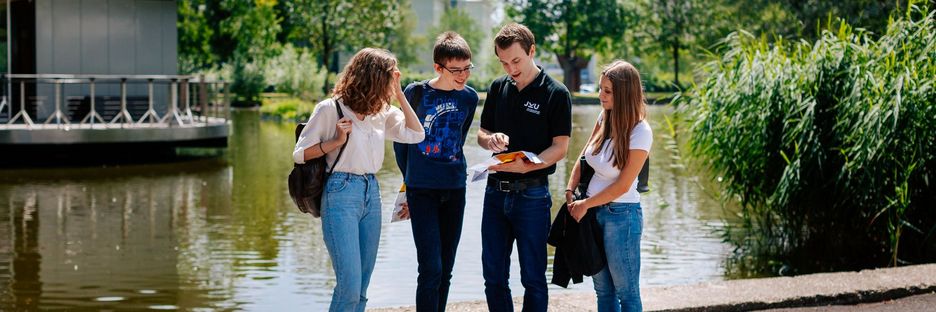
[763,292,936,312]
[369,263,936,311]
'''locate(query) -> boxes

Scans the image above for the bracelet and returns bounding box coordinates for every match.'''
[564,189,574,193]
[318,143,327,154]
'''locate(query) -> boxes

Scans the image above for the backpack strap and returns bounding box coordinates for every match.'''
[329,98,349,174]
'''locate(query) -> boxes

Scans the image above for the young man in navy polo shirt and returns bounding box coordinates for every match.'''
[393,31,480,312]
[477,23,572,312]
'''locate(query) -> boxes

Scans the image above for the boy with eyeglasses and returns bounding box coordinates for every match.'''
[392,31,479,312]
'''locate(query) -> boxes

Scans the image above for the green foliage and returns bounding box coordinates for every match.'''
[398,71,436,88]
[260,94,317,121]
[428,7,484,60]
[636,0,716,87]
[386,0,423,69]
[679,5,936,275]
[229,58,267,105]
[422,7,496,91]
[218,0,282,102]
[178,0,216,73]
[221,0,281,62]
[265,44,328,101]
[641,72,681,93]
[728,0,911,41]
[397,69,494,93]
[506,0,634,91]
[284,0,404,72]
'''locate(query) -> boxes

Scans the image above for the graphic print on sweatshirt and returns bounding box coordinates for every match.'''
[419,94,468,162]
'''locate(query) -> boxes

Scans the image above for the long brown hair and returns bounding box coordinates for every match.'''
[332,48,397,116]
[589,60,647,169]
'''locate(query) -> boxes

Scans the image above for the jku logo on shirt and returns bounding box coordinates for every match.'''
[523,101,541,115]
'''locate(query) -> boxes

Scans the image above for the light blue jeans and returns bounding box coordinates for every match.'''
[592,202,643,312]
[321,172,382,312]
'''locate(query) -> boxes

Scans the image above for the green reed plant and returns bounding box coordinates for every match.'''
[679,3,936,275]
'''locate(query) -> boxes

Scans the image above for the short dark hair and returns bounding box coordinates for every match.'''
[494,23,535,56]
[433,31,472,65]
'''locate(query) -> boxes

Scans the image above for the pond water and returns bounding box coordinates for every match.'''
[0,105,730,310]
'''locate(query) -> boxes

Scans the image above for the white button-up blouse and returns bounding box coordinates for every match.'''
[292,98,425,175]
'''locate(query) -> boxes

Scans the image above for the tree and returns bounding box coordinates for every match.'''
[385,0,422,69]
[770,0,908,40]
[221,0,282,105]
[428,7,483,60]
[284,0,404,92]
[178,0,216,74]
[639,0,711,88]
[221,0,281,63]
[507,0,633,92]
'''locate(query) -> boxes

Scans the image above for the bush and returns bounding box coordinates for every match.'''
[260,96,316,122]
[679,5,936,275]
[265,44,328,101]
[228,58,266,106]
[642,73,682,92]
[398,70,437,88]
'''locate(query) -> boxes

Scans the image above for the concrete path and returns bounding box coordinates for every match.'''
[763,292,936,312]
[369,263,936,311]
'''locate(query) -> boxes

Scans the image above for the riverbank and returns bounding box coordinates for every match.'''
[255,91,678,121]
[369,263,936,311]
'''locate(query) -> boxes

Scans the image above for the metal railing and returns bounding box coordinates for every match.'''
[1,74,230,129]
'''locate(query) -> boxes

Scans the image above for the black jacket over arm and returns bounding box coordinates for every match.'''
[548,203,606,288]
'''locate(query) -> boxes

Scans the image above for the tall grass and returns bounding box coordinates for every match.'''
[679,4,936,275]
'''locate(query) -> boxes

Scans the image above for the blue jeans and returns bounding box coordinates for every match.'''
[407,187,466,312]
[321,172,382,312]
[481,184,552,312]
[592,202,643,312]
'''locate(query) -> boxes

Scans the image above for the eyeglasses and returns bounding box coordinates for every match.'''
[438,63,475,75]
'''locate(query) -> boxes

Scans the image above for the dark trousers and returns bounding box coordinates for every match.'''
[481,184,552,312]
[407,187,466,312]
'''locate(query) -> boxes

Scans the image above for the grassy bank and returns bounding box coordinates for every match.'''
[258,90,678,121]
[259,93,317,122]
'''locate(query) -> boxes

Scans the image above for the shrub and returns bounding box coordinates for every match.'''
[229,58,266,106]
[679,5,936,275]
[265,44,328,101]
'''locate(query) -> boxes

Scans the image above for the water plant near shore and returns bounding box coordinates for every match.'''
[679,3,936,275]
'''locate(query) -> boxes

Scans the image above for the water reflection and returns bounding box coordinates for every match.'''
[0,106,729,310]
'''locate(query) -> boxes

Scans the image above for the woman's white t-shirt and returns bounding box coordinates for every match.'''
[583,119,653,203]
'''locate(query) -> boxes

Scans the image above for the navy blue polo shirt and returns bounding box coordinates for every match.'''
[480,66,572,180]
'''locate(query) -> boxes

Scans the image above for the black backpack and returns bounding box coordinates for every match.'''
[287,101,348,217]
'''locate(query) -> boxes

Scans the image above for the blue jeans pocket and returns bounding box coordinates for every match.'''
[325,176,348,193]
[607,203,639,214]
[520,186,550,200]
[606,203,642,234]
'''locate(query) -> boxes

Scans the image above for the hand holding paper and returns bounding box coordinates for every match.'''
[468,151,544,183]
[489,156,540,173]
[391,184,410,222]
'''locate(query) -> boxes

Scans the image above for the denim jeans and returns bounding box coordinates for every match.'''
[407,187,466,312]
[321,172,382,312]
[591,202,643,312]
[481,184,552,312]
